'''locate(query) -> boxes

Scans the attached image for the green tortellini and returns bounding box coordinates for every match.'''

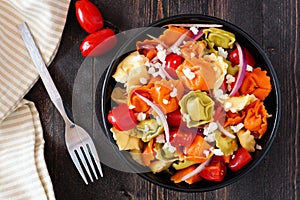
[204,28,236,49]
[155,143,178,162]
[179,91,215,128]
[215,130,238,156]
[134,119,164,142]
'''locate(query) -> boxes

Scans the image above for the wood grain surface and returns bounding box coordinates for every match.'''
[25,0,299,199]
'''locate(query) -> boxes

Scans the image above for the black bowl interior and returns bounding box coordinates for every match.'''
[97,14,281,192]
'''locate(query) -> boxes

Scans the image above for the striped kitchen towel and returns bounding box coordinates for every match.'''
[0,0,70,199]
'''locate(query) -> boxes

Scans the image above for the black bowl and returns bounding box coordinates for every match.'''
[99,14,281,192]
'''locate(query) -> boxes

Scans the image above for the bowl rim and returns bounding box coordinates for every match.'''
[100,14,281,192]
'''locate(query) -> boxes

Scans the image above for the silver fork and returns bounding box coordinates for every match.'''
[19,22,103,184]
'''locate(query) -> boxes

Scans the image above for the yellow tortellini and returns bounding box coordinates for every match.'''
[215,130,238,156]
[204,28,236,49]
[179,91,214,128]
[237,129,256,152]
[110,127,142,151]
[134,119,164,142]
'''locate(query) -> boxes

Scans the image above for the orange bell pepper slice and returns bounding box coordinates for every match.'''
[239,67,272,100]
[171,165,202,184]
[185,135,213,163]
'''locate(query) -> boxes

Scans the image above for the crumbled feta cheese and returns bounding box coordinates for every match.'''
[164,142,176,153]
[230,123,244,133]
[213,66,218,71]
[217,47,228,58]
[132,54,144,62]
[182,68,195,80]
[128,104,136,109]
[203,150,210,157]
[215,89,229,100]
[170,45,181,55]
[162,98,169,105]
[156,44,164,51]
[212,148,224,156]
[156,134,166,143]
[226,74,236,84]
[190,26,199,35]
[155,116,162,125]
[246,64,253,72]
[204,122,218,135]
[148,67,156,75]
[157,50,166,63]
[156,86,161,92]
[170,87,178,98]
[139,77,148,85]
[224,102,233,110]
[256,144,262,150]
[183,113,191,123]
[190,52,195,58]
[204,132,216,143]
[137,112,146,121]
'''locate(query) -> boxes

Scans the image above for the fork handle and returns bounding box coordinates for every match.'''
[19,22,73,127]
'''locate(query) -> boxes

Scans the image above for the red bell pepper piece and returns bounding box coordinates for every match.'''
[200,156,227,182]
[228,147,252,172]
[108,104,137,131]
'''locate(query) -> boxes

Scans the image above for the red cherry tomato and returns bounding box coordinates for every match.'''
[228,147,252,172]
[75,0,104,33]
[167,109,182,128]
[80,28,117,57]
[169,129,195,147]
[107,104,137,131]
[200,156,227,182]
[229,47,256,67]
[165,53,184,78]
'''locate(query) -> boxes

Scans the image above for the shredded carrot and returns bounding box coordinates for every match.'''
[170,165,202,184]
[244,100,268,138]
[239,67,272,100]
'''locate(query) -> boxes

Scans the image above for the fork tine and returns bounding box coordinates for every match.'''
[82,144,98,180]
[76,148,94,183]
[69,151,88,185]
[87,143,103,177]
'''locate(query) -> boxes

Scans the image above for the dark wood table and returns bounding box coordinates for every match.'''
[25,0,299,199]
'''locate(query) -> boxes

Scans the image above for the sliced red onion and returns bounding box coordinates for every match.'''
[134,92,170,143]
[166,31,189,54]
[229,42,247,97]
[146,34,168,49]
[217,121,236,139]
[161,62,174,80]
[191,29,204,41]
[162,24,223,28]
[181,157,212,181]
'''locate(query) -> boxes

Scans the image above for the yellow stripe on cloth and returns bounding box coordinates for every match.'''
[0,100,55,200]
[0,0,71,199]
[0,0,70,121]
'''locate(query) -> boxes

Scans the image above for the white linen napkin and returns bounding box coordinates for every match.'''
[0,0,70,199]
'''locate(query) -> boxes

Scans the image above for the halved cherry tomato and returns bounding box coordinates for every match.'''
[167,109,182,128]
[75,0,104,33]
[80,28,117,57]
[200,156,227,182]
[107,104,137,131]
[169,129,195,147]
[229,47,256,66]
[228,147,252,172]
[165,53,184,78]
